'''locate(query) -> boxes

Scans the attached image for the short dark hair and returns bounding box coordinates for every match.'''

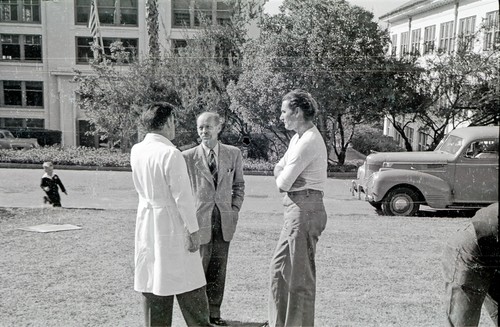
[140,102,175,131]
[282,89,318,121]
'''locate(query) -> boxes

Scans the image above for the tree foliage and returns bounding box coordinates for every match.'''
[164,0,263,147]
[74,44,178,151]
[228,0,389,164]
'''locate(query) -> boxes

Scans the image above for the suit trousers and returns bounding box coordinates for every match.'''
[200,205,230,318]
[142,287,212,327]
[442,224,499,327]
[269,191,327,327]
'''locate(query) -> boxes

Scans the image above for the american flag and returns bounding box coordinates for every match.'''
[88,0,104,54]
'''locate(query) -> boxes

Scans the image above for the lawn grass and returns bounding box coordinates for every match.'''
[0,176,496,327]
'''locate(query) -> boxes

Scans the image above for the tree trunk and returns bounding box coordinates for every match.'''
[146,0,160,62]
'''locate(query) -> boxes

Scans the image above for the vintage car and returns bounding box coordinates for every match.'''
[0,129,39,150]
[351,126,499,216]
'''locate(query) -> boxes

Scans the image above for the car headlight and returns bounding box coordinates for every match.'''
[382,162,393,168]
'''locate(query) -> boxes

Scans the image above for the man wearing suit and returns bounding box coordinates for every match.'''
[130,102,212,327]
[183,112,245,326]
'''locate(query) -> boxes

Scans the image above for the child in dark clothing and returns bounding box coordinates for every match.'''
[40,161,67,207]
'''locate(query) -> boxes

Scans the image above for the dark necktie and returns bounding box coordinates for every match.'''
[208,149,218,188]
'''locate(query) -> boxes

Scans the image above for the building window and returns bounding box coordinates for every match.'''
[76,37,138,64]
[410,28,421,56]
[418,132,429,151]
[391,34,397,56]
[458,16,476,52]
[400,31,409,56]
[171,39,188,53]
[1,34,42,61]
[172,0,233,28]
[1,80,43,107]
[484,11,499,50]
[439,21,454,53]
[0,0,40,23]
[216,0,231,25]
[75,0,138,26]
[423,25,435,54]
[0,117,43,128]
[404,126,414,147]
[173,0,191,27]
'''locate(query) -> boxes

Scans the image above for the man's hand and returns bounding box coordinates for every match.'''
[186,230,200,253]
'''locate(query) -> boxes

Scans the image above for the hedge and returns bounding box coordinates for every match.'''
[0,146,361,172]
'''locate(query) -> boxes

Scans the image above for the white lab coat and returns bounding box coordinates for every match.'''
[130,133,206,296]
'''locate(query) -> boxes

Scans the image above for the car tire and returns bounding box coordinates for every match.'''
[381,187,420,216]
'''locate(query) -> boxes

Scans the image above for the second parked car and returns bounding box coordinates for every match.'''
[351,126,499,216]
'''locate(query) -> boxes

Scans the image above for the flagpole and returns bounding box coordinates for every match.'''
[89,0,105,59]
[95,0,105,55]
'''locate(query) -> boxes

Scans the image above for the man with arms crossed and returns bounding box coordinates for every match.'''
[268,90,328,327]
[130,102,212,327]
[183,112,245,326]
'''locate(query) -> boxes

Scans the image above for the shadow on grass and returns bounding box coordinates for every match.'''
[61,207,106,211]
[373,207,478,218]
[416,209,477,218]
[225,321,266,327]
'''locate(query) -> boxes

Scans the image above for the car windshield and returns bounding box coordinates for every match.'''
[3,131,15,138]
[435,134,464,155]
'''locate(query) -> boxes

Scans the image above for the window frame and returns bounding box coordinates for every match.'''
[74,0,138,27]
[75,36,138,64]
[172,0,233,29]
[0,34,42,62]
[400,31,409,56]
[1,80,44,108]
[439,20,455,53]
[0,0,40,23]
[391,34,397,56]
[458,15,476,52]
[483,11,499,51]
[423,25,436,54]
[410,28,421,56]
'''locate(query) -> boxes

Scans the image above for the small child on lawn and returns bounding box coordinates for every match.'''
[40,161,67,207]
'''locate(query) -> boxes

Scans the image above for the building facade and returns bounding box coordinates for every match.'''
[0,0,259,147]
[379,0,499,150]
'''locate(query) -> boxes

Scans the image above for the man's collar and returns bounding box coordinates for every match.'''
[201,142,219,156]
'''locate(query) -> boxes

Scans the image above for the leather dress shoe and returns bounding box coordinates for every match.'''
[209,317,228,326]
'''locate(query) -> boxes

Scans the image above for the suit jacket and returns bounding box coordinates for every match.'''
[183,143,245,244]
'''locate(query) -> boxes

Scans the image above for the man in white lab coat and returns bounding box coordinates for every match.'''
[130,102,212,327]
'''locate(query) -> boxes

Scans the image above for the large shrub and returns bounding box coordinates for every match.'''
[351,125,404,155]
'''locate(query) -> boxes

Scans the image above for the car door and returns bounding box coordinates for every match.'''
[453,139,499,203]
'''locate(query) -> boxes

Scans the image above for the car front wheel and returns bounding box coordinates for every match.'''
[381,187,420,216]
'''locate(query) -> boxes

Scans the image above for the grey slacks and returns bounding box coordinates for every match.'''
[269,190,327,327]
[200,205,230,319]
[142,286,212,327]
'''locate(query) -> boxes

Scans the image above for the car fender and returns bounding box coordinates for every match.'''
[367,169,452,208]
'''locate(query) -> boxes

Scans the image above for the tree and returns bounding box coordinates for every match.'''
[374,57,432,151]
[145,0,160,61]
[164,0,263,148]
[74,44,179,151]
[414,29,500,148]
[228,0,389,164]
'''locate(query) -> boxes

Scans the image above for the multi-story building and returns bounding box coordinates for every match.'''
[379,0,499,150]
[0,0,260,147]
